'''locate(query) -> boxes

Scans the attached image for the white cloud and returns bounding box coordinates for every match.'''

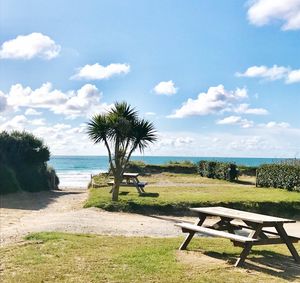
[0,33,61,60]
[168,85,247,118]
[236,65,289,81]
[247,0,300,30]
[25,108,42,116]
[52,84,111,118]
[234,103,268,115]
[286,69,300,83]
[0,115,46,131]
[31,123,106,155]
[144,129,300,158]
[153,133,195,150]
[260,121,291,128]
[0,115,28,131]
[237,65,300,84]
[153,80,178,95]
[217,116,254,128]
[7,82,67,110]
[71,63,130,80]
[31,118,46,126]
[3,82,111,119]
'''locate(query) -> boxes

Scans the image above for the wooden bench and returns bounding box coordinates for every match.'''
[176,223,258,243]
[107,179,147,194]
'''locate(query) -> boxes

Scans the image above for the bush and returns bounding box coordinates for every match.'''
[256,164,300,192]
[0,131,59,194]
[198,160,238,182]
[89,173,110,188]
[126,161,198,175]
[0,165,21,194]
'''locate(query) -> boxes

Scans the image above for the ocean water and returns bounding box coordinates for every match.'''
[48,155,288,188]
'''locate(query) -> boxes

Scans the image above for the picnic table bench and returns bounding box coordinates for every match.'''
[107,173,147,194]
[176,206,300,267]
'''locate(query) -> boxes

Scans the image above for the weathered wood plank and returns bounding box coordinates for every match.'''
[176,223,258,243]
[191,207,295,224]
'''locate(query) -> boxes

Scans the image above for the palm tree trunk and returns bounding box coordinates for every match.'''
[112,178,120,201]
[112,165,122,201]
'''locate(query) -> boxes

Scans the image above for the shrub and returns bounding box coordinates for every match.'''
[256,164,300,192]
[0,131,59,193]
[89,173,110,188]
[126,161,198,175]
[197,160,238,182]
[0,165,21,194]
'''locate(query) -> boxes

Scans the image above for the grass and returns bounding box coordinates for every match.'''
[85,173,300,217]
[1,232,299,283]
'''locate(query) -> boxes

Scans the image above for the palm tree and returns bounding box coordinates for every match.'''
[87,102,157,201]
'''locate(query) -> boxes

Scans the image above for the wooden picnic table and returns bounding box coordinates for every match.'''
[176,206,300,267]
[108,172,147,194]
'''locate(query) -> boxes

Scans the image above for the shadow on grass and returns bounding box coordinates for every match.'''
[234,180,256,186]
[0,189,83,211]
[139,192,160,198]
[202,249,300,281]
[99,200,300,220]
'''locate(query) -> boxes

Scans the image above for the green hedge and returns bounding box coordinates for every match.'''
[0,131,59,194]
[0,165,21,194]
[198,160,238,182]
[256,164,300,192]
[126,161,198,175]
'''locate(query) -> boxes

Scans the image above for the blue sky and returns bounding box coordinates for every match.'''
[0,0,299,157]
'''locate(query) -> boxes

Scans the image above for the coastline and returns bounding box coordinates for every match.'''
[49,156,297,188]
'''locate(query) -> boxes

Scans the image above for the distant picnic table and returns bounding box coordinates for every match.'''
[176,206,300,267]
[107,172,148,194]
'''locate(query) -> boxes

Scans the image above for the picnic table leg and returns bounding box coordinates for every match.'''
[234,223,263,267]
[179,214,206,250]
[275,223,300,263]
[212,217,235,233]
[139,185,145,193]
[135,185,142,194]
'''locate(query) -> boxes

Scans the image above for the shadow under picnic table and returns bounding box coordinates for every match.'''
[203,249,300,281]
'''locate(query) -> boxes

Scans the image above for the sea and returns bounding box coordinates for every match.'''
[48,156,289,188]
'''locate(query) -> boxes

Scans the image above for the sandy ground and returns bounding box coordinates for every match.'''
[0,188,192,246]
[1,188,300,247]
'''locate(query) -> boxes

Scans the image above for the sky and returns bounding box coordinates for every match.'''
[0,0,299,158]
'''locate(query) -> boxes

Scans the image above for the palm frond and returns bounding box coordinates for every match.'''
[86,114,111,144]
[132,118,157,152]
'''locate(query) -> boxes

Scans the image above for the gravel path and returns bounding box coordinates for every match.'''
[1,188,299,247]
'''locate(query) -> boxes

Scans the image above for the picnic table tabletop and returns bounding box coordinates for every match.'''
[123,172,139,178]
[191,206,296,224]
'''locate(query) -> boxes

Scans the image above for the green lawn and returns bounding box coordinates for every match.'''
[1,232,299,283]
[85,173,300,217]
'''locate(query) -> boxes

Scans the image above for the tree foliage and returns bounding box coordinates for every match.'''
[87,102,157,201]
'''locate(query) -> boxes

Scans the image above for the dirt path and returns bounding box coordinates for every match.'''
[0,188,192,246]
[1,188,300,247]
